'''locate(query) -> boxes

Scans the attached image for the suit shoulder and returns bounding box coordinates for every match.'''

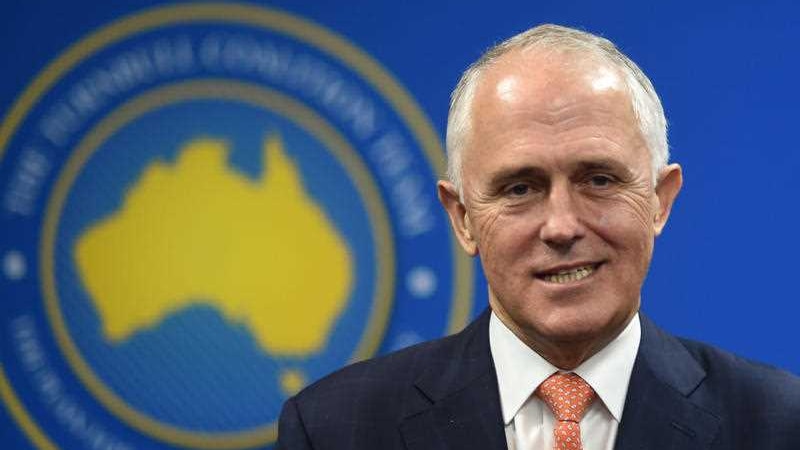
[278,324,477,448]
[303,332,457,395]
[678,337,800,409]
[289,319,477,415]
[277,312,492,447]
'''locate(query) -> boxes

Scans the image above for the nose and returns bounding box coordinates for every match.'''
[539,182,585,251]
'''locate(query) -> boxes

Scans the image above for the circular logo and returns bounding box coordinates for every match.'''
[0,4,472,449]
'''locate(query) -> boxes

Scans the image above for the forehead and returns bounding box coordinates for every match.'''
[464,49,647,170]
[474,48,635,124]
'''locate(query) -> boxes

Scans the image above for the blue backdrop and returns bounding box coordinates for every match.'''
[1,1,798,449]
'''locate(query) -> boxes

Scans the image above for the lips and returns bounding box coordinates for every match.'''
[536,262,603,284]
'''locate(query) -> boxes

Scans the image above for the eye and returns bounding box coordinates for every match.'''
[587,174,615,189]
[506,183,531,196]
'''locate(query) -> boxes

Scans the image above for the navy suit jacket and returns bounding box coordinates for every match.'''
[278,310,800,449]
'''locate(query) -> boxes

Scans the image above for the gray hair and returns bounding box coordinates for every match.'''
[445,24,668,194]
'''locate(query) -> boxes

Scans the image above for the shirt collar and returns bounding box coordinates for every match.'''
[489,311,641,425]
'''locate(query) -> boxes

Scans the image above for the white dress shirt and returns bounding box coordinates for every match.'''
[489,311,641,450]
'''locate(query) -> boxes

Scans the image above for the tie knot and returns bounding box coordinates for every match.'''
[536,372,596,422]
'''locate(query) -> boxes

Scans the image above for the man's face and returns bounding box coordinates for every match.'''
[439,51,681,363]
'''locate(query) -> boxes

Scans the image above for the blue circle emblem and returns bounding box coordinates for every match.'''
[0,4,472,449]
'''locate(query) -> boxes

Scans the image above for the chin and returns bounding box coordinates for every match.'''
[526,307,622,345]
[532,320,602,344]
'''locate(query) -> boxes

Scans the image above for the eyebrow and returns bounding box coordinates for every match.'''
[573,158,634,178]
[486,157,634,187]
[487,166,548,188]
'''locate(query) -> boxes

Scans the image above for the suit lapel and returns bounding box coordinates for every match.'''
[614,315,720,450]
[397,310,722,450]
[399,310,507,450]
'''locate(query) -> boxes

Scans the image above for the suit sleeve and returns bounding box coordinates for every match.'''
[277,396,315,450]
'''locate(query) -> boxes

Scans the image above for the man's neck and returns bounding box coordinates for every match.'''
[492,308,638,370]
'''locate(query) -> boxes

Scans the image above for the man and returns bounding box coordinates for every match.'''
[278,24,800,450]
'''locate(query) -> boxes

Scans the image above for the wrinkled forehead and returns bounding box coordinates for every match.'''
[460,48,650,177]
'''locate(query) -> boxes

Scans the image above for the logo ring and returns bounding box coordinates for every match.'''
[0,3,473,449]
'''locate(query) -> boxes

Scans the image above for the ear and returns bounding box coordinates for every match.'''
[653,163,683,236]
[437,180,479,256]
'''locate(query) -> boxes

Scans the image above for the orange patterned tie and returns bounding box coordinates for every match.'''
[536,372,596,450]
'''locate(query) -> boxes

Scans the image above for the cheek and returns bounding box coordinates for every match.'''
[585,197,655,254]
[474,207,513,249]
[591,187,655,226]
[476,213,532,271]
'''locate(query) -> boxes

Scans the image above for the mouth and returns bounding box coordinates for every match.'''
[536,262,603,285]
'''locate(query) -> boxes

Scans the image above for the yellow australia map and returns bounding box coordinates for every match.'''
[74,133,352,356]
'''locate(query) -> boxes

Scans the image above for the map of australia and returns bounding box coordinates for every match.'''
[74,133,352,356]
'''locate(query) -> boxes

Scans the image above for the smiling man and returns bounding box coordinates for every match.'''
[278,24,800,450]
